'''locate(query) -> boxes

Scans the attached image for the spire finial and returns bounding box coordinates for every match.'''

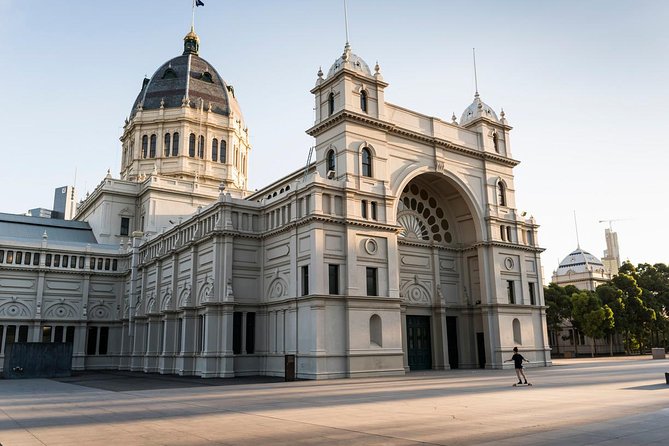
[472,48,479,97]
[344,0,350,45]
[573,210,581,249]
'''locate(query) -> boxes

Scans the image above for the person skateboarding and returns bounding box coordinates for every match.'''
[505,347,530,385]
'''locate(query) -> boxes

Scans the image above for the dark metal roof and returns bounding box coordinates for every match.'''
[0,213,99,244]
[130,53,232,118]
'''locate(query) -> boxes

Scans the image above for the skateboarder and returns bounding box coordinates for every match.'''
[505,347,529,385]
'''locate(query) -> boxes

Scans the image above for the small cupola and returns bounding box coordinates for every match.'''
[183,26,200,55]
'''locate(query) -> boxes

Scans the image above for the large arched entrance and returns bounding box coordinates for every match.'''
[396,172,482,371]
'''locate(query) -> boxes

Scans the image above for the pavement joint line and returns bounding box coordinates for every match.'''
[117,388,444,445]
[0,405,48,446]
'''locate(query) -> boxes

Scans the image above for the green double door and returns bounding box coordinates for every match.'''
[407,315,432,370]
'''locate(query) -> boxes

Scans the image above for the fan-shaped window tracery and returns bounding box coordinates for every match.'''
[398,183,453,244]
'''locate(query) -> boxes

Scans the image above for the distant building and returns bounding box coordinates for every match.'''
[550,237,624,356]
[602,228,621,276]
[552,247,612,291]
[27,186,76,221]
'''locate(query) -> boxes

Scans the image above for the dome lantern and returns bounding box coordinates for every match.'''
[183,26,200,55]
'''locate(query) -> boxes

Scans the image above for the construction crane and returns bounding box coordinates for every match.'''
[598,219,627,231]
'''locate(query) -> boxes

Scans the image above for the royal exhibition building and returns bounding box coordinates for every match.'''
[0,26,552,379]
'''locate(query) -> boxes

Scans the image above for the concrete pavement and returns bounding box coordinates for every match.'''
[1,356,669,445]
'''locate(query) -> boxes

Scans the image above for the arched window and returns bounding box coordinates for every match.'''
[198,135,204,158]
[370,314,382,347]
[201,71,213,83]
[189,133,196,157]
[360,90,368,113]
[172,132,179,156]
[497,181,507,207]
[326,149,336,172]
[149,134,156,158]
[142,135,148,158]
[162,68,177,79]
[361,147,372,177]
[220,140,227,163]
[164,133,171,157]
[211,138,218,162]
[328,92,335,116]
[492,131,499,153]
[513,319,522,345]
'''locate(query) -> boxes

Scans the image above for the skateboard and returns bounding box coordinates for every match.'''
[512,383,532,387]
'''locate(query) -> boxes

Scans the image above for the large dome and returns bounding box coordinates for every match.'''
[130,30,236,118]
[556,248,606,275]
[460,93,499,126]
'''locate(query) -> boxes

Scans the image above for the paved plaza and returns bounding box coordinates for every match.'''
[1,357,669,445]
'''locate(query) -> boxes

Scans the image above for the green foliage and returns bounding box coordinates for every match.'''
[547,261,669,354]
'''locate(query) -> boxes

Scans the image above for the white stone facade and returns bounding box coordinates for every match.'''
[0,32,551,378]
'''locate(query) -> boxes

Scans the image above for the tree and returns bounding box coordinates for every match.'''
[544,283,576,355]
[611,271,656,353]
[571,291,614,357]
[596,284,625,355]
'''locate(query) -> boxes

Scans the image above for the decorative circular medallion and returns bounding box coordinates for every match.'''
[364,238,378,255]
[504,257,514,270]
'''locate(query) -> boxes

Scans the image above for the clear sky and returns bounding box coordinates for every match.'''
[1,0,667,281]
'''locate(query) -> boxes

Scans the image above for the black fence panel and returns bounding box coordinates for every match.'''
[3,342,73,378]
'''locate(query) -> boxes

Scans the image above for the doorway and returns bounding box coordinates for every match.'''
[407,315,432,370]
[446,316,459,369]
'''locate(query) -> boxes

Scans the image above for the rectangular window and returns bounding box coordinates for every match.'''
[527,230,534,245]
[500,226,506,241]
[105,259,111,270]
[97,258,103,270]
[18,325,28,342]
[305,195,311,214]
[86,327,98,355]
[361,200,368,219]
[232,312,243,355]
[528,282,536,305]
[24,252,31,265]
[54,325,64,343]
[506,226,513,242]
[79,256,85,269]
[301,265,309,296]
[70,256,77,269]
[507,280,515,304]
[90,257,96,269]
[54,254,60,267]
[371,201,378,220]
[366,267,378,296]
[6,325,16,345]
[46,254,52,267]
[120,217,130,236]
[66,326,75,343]
[42,325,52,343]
[99,327,109,355]
[245,312,256,354]
[62,255,68,268]
[328,264,339,295]
[177,318,183,354]
[33,253,40,266]
[160,321,165,354]
[197,315,205,353]
[15,251,22,264]
[0,249,4,263]
[6,250,14,264]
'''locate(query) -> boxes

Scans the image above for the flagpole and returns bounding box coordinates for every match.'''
[191,0,196,30]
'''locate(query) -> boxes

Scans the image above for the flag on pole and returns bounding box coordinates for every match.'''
[196,0,204,6]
